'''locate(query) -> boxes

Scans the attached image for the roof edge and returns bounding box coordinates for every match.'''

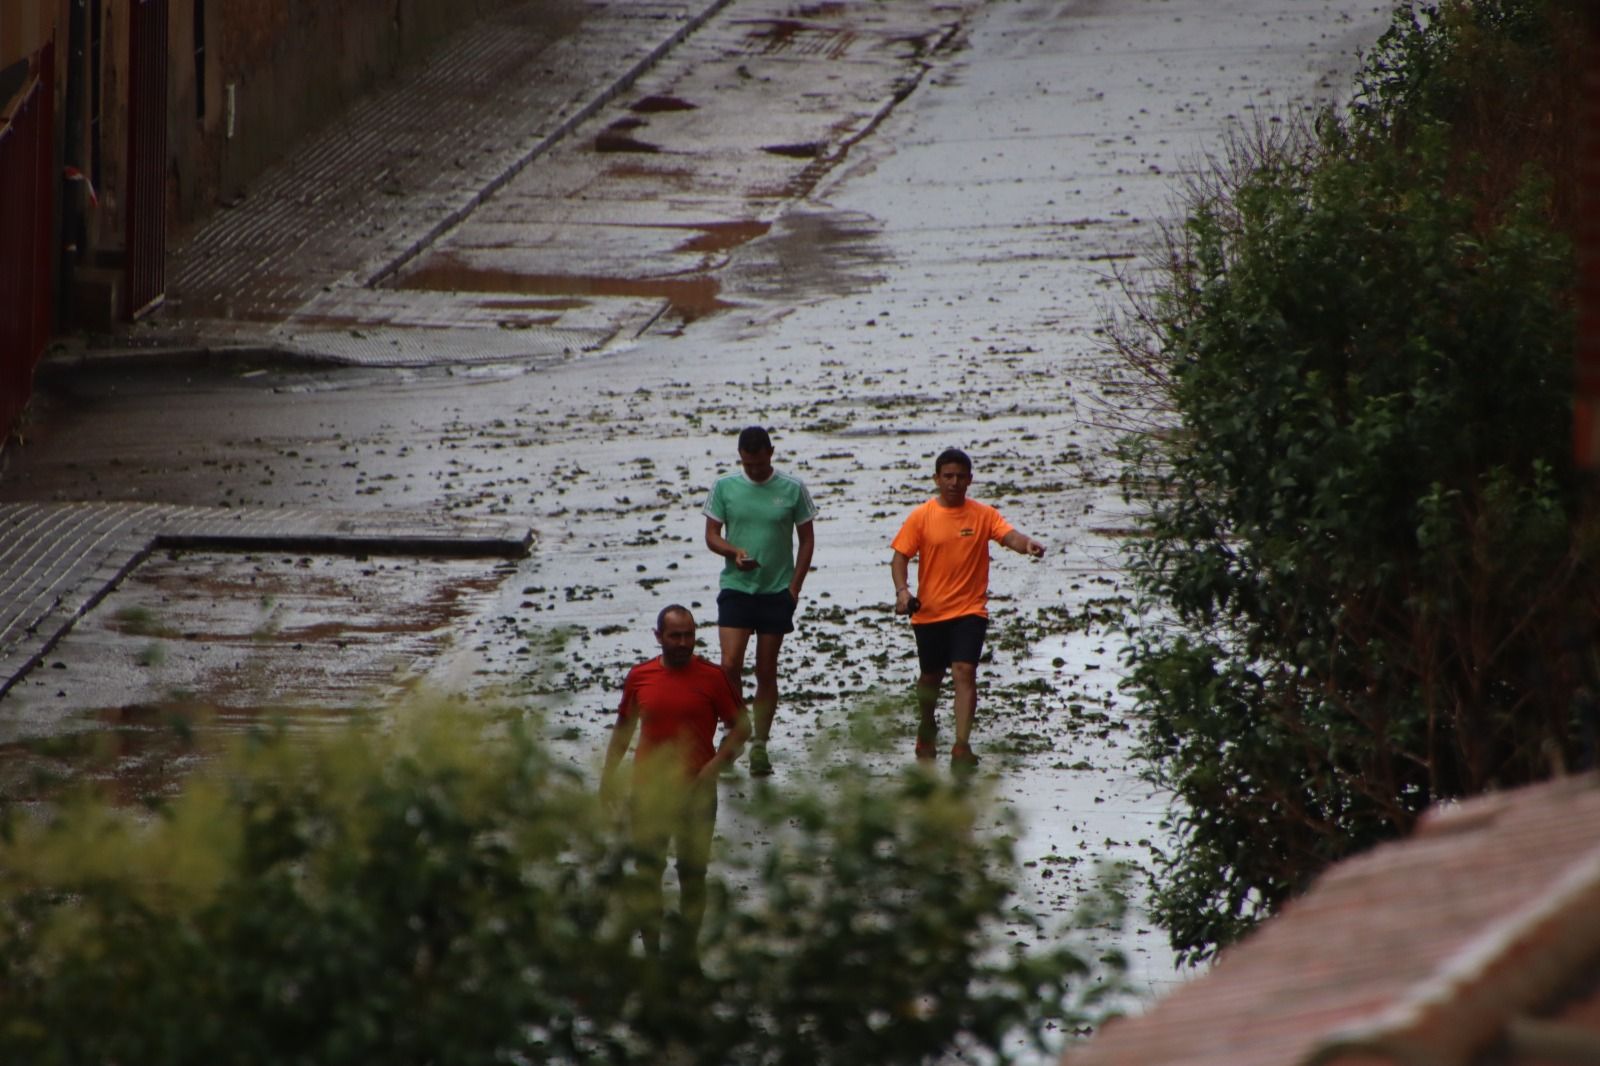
[1303,832,1600,1066]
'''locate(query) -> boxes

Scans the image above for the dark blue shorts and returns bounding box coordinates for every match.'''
[717,588,797,636]
[912,614,988,674]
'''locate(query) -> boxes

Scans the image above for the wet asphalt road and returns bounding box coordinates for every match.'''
[0,0,1395,1020]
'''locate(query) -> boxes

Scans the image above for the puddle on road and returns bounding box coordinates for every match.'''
[628,94,697,114]
[0,550,511,806]
[723,207,888,303]
[397,258,731,321]
[387,213,877,329]
[476,296,591,312]
[762,141,827,159]
[671,219,772,253]
[595,118,661,154]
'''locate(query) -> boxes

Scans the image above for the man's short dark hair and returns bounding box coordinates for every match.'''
[934,447,972,474]
[656,604,694,632]
[738,426,773,454]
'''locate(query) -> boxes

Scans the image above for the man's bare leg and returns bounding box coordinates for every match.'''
[717,627,754,771]
[751,632,784,744]
[916,669,944,758]
[718,626,752,704]
[951,662,978,746]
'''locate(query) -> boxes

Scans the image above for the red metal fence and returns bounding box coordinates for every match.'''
[125,0,168,319]
[1576,10,1600,469]
[0,42,55,446]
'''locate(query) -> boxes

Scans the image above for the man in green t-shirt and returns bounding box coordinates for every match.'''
[703,426,817,776]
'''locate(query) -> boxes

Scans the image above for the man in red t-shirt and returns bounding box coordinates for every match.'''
[601,604,749,954]
[890,448,1045,771]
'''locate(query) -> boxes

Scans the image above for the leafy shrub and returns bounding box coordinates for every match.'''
[1349,0,1583,230]
[0,700,1125,1064]
[1113,0,1587,963]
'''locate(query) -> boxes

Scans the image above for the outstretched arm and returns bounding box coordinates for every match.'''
[1000,530,1046,558]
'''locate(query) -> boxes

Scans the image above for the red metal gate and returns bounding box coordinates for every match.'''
[125,0,169,319]
[0,42,55,446]
[1576,10,1600,470]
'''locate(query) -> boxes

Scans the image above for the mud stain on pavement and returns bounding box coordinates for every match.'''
[672,220,773,253]
[596,118,661,153]
[0,700,355,809]
[763,141,827,159]
[739,19,855,59]
[477,297,591,311]
[399,261,731,321]
[629,94,697,114]
[0,552,511,805]
[602,161,698,185]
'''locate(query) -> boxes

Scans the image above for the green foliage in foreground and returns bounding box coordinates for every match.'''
[1114,0,1588,963]
[0,702,1125,1065]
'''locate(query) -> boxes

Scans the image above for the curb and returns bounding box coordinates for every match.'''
[55,0,737,371]
[0,503,534,700]
[366,0,738,288]
[151,528,535,558]
[40,342,343,375]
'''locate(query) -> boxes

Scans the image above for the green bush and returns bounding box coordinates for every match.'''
[0,700,1125,1064]
[1114,0,1586,963]
[1349,0,1583,230]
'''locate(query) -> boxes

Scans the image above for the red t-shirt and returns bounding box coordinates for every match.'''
[890,498,1015,624]
[617,655,741,780]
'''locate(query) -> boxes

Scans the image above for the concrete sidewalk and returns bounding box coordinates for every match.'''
[5,1,724,693]
[83,0,734,366]
[0,502,531,700]
[64,0,976,370]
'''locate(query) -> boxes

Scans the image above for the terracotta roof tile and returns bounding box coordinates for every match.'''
[1064,775,1600,1066]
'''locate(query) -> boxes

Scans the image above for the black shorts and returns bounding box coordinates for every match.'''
[717,589,797,636]
[912,615,988,674]
[632,785,718,878]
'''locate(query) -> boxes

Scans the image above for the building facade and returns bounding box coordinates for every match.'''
[0,0,512,445]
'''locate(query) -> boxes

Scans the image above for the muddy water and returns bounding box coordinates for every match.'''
[401,259,734,321]
[0,551,506,808]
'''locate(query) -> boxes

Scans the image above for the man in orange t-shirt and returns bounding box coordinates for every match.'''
[890,448,1045,771]
[601,604,749,955]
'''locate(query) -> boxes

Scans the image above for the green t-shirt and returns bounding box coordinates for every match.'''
[704,469,817,594]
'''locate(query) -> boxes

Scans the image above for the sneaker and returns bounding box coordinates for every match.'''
[950,742,980,773]
[916,722,938,762]
[748,743,773,777]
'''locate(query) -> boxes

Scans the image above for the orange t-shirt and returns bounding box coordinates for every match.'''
[890,498,1014,624]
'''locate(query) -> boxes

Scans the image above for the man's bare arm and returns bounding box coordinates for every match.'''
[705,516,759,571]
[790,520,816,600]
[600,714,638,811]
[891,550,914,615]
[1000,530,1046,558]
[696,710,753,785]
